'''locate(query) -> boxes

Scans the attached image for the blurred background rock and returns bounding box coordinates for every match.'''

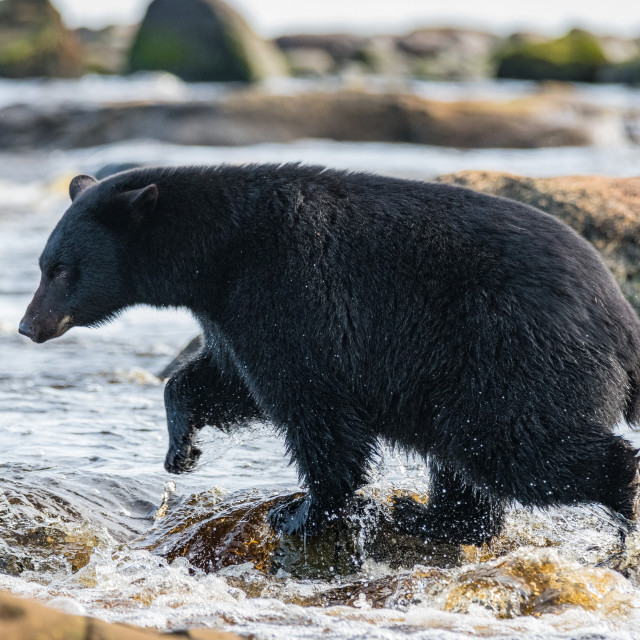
[2,0,639,83]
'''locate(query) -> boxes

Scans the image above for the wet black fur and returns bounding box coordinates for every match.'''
[34,163,640,543]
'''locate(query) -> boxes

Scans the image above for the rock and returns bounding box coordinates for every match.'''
[139,488,463,579]
[0,591,239,639]
[128,0,287,82]
[275,34,368,65]
[496,29,608,83]
[443,548,633,618]
[598,35,640,65]
[395,28,499,80]
[435,171,640,312]
[216,89,619,148]
[74,25,137,75]
[598,58,640,85]
[0,88,627,150]
[0,0,84,78]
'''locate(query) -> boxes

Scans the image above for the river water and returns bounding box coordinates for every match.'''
[3,75,640,639]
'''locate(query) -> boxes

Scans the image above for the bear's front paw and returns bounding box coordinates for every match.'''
[164,442,202,474]
[268,494,325,537]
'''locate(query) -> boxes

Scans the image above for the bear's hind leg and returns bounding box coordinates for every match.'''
[591,436,639,531]
[394,465,506,545]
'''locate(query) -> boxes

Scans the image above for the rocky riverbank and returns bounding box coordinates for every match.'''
[0,86,635,150]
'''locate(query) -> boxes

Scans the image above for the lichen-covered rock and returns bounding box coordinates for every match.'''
[0,0,83,78]
[496,29,608,82]
[128,0,287,82]
[436,171,640,312]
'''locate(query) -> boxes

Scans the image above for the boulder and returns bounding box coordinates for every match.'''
[74,25,137,75]
[0,591,238,640]
[436,171,640,312]
[0,89,628,149]
[139,488,462,579]
[496,29,608,83]
[0,0,83,78]
[128,0,287,82]
[598,58,640,85]
[396,28,499,79]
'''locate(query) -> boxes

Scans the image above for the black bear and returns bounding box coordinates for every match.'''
[20,164,640,544]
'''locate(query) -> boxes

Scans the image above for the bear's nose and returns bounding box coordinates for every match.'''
[18,319,35,339]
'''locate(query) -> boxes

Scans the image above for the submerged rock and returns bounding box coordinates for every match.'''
[139,487,464,579]
[444,547,634,618]
[128,0,287,82]
[436,171,640,313]
[0,0,84,78]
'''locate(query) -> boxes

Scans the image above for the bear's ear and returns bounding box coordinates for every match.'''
[124,184,158,227]
[104,184,159,231]
[69,175,98,201]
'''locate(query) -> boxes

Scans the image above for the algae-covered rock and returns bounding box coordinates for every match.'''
[436,171,640,313]
[128,0,287,82]
[496,29,608,83]
[0,0,83,78]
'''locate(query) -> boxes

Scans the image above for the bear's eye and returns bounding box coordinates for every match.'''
[51,266,69,279]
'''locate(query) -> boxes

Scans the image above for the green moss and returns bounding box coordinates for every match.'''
[129,30,190,70]
[0,39,35,65]
[129,26,253,82]
[496,29,608,82]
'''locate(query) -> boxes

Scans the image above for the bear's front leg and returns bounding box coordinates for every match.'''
[267,407,377,536]
[164,353,261,474]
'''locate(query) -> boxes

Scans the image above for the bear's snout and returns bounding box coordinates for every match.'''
[18,318,36,341]
[20,276,73,343]
[19,310,73,343]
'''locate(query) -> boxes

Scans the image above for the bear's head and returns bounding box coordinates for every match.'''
[19,174,158,343]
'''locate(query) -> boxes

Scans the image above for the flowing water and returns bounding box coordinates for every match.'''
[3,75,640,639]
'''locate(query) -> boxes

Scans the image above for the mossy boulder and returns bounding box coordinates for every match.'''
[0,0,83,78]
[496,29,608,83]
[128,0,287,82]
